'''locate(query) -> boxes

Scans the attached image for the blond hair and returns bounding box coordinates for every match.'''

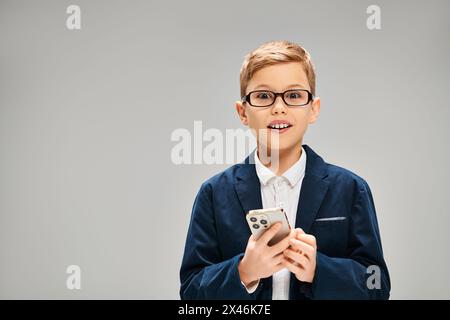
[239,40,316,98]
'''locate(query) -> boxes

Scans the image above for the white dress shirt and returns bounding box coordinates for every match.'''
[242,146,307,299]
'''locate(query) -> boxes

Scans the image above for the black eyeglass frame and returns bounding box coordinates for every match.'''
[241,89,314,107]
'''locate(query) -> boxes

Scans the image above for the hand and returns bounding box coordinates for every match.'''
[282,228,317,283]
[238,222,296,287]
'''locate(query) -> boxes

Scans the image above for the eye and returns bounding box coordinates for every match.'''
[255,91,272,99]
[287,92,303,99]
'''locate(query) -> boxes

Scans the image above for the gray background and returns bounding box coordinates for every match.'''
[1,0,449,299]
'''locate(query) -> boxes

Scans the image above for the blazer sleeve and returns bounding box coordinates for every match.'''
[179,182,262,299]
[307,180,391,299]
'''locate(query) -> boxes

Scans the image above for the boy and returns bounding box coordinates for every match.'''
[179,40,390,299]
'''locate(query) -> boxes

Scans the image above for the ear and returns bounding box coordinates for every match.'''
[308,97,321,124]
[235,101,249,126]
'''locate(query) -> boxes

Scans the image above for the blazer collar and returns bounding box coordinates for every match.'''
[234,144,330,234]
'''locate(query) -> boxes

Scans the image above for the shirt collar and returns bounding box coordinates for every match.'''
[254,146,307,188]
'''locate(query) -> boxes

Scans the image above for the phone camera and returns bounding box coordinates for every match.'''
[252,224,260,229]
[250,217,257,222]
[260,219,267,225]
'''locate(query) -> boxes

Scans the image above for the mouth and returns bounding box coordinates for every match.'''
[267,122,293,134]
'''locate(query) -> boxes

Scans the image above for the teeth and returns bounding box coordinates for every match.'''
[270,123,289,129]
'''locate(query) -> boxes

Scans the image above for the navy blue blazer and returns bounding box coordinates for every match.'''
[180,144,390,299]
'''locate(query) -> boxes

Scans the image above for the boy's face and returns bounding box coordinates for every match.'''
[236,62,320,154]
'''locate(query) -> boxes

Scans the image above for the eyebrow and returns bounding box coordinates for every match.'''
[252,84,307,90]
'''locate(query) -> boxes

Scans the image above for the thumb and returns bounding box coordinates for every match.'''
[295,228,305,238]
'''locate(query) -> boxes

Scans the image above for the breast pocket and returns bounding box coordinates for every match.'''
[310,217,349,257]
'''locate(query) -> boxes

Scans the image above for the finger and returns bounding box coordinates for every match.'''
[282,258,305,276]
[295,228,305,237]
[269,231,295,256]
[284,248,309,266]
[259,222,281,244]
[284,257,302,268]
[289,238,315,258]
[272,252,285,265]
[273,262,285,274]
[289,238,314,258]
[297,233,317,248]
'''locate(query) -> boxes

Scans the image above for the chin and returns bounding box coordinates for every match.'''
[266,141,301,154]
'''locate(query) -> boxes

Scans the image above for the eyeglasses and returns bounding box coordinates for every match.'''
[242,89,313,107]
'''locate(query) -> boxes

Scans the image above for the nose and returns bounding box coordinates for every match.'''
[271,95,288,115]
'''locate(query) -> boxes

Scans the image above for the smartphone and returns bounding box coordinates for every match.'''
[246,207,291,245]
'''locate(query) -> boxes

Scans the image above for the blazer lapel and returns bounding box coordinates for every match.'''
[295,144,330,234]
[234,150,263,214]
[234,150,272,298]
